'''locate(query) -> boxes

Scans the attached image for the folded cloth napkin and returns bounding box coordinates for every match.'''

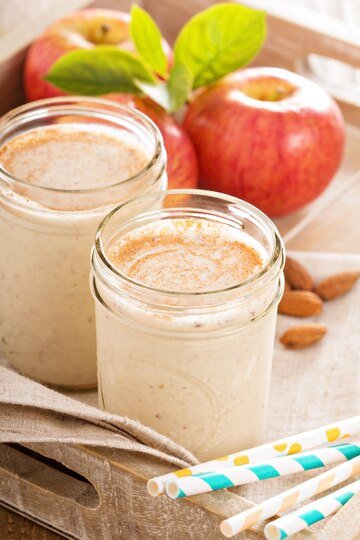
[0,364,198,469]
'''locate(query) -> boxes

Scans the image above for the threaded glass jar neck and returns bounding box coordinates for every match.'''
[92,189,285,317]
[0,97,166,213]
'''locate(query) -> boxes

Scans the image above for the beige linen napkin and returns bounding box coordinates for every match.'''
[0,363,198,469]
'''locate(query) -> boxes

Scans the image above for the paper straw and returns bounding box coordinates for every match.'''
[165,442,360,499]
[147,416,360,496]
[264,479,360,539]
[220,455,360,537]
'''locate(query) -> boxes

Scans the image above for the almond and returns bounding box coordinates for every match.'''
[284,256,314,291]
[315,271,360,301]
[280,323,327,349]
[278,290,323,317]
[284,280,291,292]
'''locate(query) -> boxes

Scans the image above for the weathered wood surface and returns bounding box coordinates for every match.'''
[0,0,360,538]
[0,443,261,540]
[0,505,61,540]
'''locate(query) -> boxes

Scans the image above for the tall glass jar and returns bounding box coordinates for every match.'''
[0,98,167,387]
[91,190,285,460]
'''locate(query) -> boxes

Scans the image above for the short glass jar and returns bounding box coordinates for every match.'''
[91,190,285,460]
[0,97,167,387]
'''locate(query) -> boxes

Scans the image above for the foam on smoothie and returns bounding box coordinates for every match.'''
[0,124,149,190]
[107,218,267,293]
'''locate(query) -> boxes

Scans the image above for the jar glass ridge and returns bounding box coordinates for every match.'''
[0,97,166,213]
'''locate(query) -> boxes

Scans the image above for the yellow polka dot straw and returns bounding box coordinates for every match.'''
[220,455,360,537]
[166,442,360,499]
[147,416,360,496]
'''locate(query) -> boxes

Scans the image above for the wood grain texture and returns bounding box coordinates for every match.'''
[0,443,260,539]
[0,506,61,539]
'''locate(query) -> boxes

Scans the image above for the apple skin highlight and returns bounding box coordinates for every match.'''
[184,67,345,217]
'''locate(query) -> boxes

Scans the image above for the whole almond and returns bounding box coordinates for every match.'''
[278,290,323,317]
[315,271,359,301]
[284,281,291,292]
[284,256,314,291]
[280,323,327,349]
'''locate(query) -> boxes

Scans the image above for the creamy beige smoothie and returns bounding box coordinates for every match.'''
[0,124,148,192]
[0,98,166,386]
[92,191,284,460]
[108,219,265,292]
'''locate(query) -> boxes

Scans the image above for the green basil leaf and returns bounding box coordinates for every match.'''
[46,47,156,95]
[167,62,192,112]
[174,3,266,89]
[134,80,171,111]
[130,5,167,76]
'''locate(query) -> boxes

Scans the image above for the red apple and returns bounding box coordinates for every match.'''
[23,9,197,189]
[105,94,198,189]
[24,8,172,101]
[183,67,345,217]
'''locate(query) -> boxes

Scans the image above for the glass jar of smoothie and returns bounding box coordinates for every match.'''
[0,97,166,387]
[91,190,285,460]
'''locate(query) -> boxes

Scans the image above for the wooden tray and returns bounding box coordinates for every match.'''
[0,1,359,538]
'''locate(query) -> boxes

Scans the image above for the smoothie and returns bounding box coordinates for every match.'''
[0,99,166,386]
[92,191,284,460]
[108,218,265,292]
[0,124,148,191]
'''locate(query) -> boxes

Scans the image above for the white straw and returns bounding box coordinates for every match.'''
[166,442,360,499]
[220,455,360,537]
[264,479,360,539]
[147,416,360,496]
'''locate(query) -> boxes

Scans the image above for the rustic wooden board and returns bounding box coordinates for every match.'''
[0,505,61,540]
[0,0,360,538]
[0,443,261,540]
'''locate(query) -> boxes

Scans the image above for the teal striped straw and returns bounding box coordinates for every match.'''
[264,478,360,539]
[166,442,360,499]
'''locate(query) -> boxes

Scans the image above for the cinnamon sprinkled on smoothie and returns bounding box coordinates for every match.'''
[0,124,148,190]
[107,218,266,293]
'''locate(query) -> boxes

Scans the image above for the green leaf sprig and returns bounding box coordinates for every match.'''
[46,47,156,96]
[46,3,266,113]
[130,4,168,76]
[174,3,266,89]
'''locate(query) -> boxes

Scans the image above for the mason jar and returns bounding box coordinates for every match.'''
[0,97,167,387]
[91,190,285,460]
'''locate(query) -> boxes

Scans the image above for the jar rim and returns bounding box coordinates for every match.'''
[93,189,285,299]
[0,96,164,195]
